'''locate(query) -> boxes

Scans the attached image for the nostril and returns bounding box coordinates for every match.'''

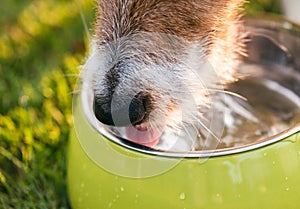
[94,100,115,126]
[129,95,146,125]
[93,92,151,126]
[128,92,152,125]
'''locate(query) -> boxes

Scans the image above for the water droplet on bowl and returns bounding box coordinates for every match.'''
[286,137,297,143]
[179,192,186,200]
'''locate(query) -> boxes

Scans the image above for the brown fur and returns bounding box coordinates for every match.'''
[94,0,245,84]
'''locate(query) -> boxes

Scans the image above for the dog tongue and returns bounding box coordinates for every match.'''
[125,126,163,147]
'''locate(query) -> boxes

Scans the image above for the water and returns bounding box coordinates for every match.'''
[179,192,186,200]
[153,63,300,151]
[203,63,300,150]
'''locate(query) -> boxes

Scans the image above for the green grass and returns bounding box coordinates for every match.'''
[0,0,280,208]
[0,0,94,208]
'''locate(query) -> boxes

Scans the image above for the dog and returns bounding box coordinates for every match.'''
[82,0,247,150]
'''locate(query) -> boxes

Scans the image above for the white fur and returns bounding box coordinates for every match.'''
[82,31,230,151]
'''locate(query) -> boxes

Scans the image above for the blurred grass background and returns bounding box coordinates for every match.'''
[0,0,281,208]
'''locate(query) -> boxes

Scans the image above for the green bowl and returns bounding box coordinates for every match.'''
[68,17,300,209]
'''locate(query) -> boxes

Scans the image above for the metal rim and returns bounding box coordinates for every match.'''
[81,83,300,158]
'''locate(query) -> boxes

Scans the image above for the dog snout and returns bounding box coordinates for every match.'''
[94,92,151,126]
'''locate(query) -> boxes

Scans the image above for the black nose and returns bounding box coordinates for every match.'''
[94,92,150,126]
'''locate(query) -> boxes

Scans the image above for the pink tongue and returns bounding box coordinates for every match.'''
[125,126,163,147]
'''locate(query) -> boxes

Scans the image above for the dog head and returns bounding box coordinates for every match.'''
[83,0,244,147]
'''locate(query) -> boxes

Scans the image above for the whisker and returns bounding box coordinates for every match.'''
[208,89,248,101]
[75,1,91,42]
[63,73,80,78]
[69,89,81,95]
[190,114,222,143]
[181,125,198,149]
